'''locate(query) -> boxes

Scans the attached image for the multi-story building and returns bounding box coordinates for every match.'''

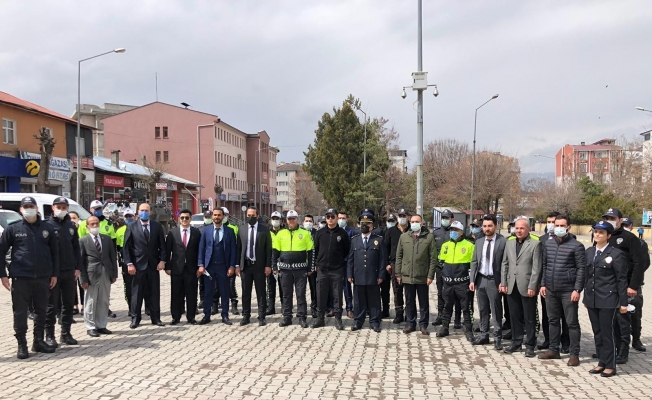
[0,91,94,198]
[276,162,302,210]
[101,101,278,216]
[71,103,137,156]
[389,149,408,172]
[555,138,631,184]
[246,130,278,217]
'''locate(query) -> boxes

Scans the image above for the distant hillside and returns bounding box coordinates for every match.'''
[521,172,555,182]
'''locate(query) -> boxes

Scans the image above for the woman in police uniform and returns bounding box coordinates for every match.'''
[584,220,628,377]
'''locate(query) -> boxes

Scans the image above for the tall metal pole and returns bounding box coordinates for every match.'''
[76,61,81,202]
[415,0,424,217]
[197,124,214,212]
[470,108,478,227]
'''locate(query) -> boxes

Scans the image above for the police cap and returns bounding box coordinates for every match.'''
[441,209,454,218]
[593,220,615,234]
[20,196,37,207]
[52,196,69,206]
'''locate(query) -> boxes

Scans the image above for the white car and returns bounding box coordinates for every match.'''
[190,214,206,229]
[0,193,90,220]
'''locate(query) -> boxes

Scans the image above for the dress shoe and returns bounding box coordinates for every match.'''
[494,339,503,351]
[393,313,405,324]
[97,328,112,335]
[87,329,100,338]
[453,322,462,329]
[420,327,430,336]
[198,317,211,325]
[60,332,78,345]
[259,319,267,326]
[311,310,319,319]
[347,311,354,319]
[335,317,344,331]
[537,340,550,350]
[381,309,390,319]
[464,330,475,342]
[616,343,629,364]
[170,319,180,325]
[299,319,308,328]
[601,369,617,378]
[567,356,580,367]
[279,319,292,327]
[222,317,233,325]
[130,320,140,329]
[633,340,647,352]
[503,344,522,354]
[538,350,561,360]
[152,321,165,327]
[503,331,513,340]
[73,307,80,315]
[351,325,362,332]
[403,325,416,334]
[266,309,276,316]
[311,318,326,329]
[187,319,197,325]
[436,327,449,338]
[432,316,442,326]
[108,310,116,318]
[560,345,570,354]
[231,301,240,315]
[589,367,605,374]
[374,326,382,333]
[473,337,490,346]
[524,348,536,358]
[240,317,251,326]
[326,310,335,317]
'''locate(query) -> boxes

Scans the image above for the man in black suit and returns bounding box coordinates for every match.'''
[123,203,167,329]
[235,206,272,326]
[165,209,201,325]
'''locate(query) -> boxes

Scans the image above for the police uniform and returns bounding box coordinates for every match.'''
[432,209,462,327]
[45,196,82,347]
[266,212,284,315]
[116,209,134,316]
[272,210,314,326]
[347,212,386,332]
[0,196,60,358]
[384,212,409,323]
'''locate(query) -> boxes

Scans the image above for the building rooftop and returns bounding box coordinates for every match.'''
[0,91,95,129]
[93,156,198,186]
[277,162,303,172]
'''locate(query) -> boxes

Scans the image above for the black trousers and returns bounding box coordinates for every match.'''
[442,283,471,328]
[280,270,307,319]
[404,283,430,328]
[588,307,618,369]
[507,286,538,348]
[546,290,581,356]
[241,268,267,319]
[354,284,381,328]
[380,271,391,312]
[12,277,50,336]
[46,269,76,332]
[308,270,317,313]
[540,295,570,346]
[122,270,133,316]
[436,270,461,322]
[171,269,198,321]
[630,291,643,341]
[316,269,342,316]
[267,274,283,311]
[131,268,160,323]
[390,269,404,313]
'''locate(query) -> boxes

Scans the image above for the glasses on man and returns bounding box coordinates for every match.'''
[179,216,190,220]
[325,215,336,220]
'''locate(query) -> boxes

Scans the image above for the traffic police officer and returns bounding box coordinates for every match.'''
[0,196,60,359]
[266,211,284,315]
[116,208,135,316]
[45,196,81,348]
[78,200,116,241]
[347,210,386,332]
[432,209,462,328]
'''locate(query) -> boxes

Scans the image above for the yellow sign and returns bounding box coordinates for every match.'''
[25,160,40,176]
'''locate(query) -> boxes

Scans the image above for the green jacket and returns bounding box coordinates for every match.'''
[395,227,437,285]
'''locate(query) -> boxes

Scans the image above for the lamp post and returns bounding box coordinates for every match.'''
[76,48,125,203]
[346,100,368,207]
[636,106,652,113]
[197,121,220,212]
[469,94,499,225]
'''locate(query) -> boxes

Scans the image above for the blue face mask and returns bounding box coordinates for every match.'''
[338,219,347,228]
[139,211,150,221]
[125,218,134,225]
[93,209,103,217]
[449,231,460,241]
[471,227,481,235]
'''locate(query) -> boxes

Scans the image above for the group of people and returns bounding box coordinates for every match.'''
[0,197,647,378]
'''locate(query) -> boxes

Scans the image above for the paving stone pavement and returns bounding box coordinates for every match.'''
[0,274,650,399]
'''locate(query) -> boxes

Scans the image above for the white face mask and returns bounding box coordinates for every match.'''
[89,227,100,236]
[303,222,314,231]
[553,227,568,238]
[608,220,617,229]
[624,227,632,232]
[398,218,408,226]
[387,222,396,228]
[546,222,555,232]
[54,209,68,219]
[22,209,37,219]
[271,220,280,228]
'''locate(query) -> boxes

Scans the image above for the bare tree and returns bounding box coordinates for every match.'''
[292,169,327,215]
[422,139,471,207]
[34,127,56,193]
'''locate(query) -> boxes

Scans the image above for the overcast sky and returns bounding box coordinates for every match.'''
[2,1,652,173]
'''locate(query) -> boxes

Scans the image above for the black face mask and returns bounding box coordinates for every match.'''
[360,224,371,234]
[248,217,257,226]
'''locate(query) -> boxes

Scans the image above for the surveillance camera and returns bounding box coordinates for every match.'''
[432,85,439,97]
[401,89,407,99]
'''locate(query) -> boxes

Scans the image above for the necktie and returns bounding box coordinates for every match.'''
[249,226,255,260]
[594,249,602,262]
[94,235,102,255]
[182,229,188,248]
[485,239,492,274]
[143,225,149,242]
[364,236,368,249]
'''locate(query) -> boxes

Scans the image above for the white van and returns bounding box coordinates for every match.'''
[0,193,91,221]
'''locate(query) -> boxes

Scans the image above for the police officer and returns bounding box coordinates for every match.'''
[272,210,314,328]
[311,208,351,330]
[219,207,240,315]
[384,211,410,323]
[621,217,648,353]
[45,196,81,348]
[266,211,284,315]
[432,209,462,328]
[78,200,116,241]
[0,196,60,359]
[347,210,386,332]
[116,208,135,316]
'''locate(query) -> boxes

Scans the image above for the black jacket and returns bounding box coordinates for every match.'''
[313,226,351,271]
[165,226,201,275]
[384,225,409,267]
[584,245,628,309]
[46,214,81,272]
[608,227,646,290]
[541,234,586,293]
[123,220,167,271]
[0,217,60,278]
[432,226,451,267]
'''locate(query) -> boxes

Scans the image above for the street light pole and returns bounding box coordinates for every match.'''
[76,48,125,203]
[197,123,216,212]
[636,106,652,113]
[416,0,424,217]
[470,94,498,224]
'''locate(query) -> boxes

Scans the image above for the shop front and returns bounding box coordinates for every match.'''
[0,155,39,192]
[95,173,132,202]
[19,152,71,195]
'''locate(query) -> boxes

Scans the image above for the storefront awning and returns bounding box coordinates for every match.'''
[93,156,199,187]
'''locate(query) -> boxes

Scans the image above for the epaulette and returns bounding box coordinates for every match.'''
[351,233,361,239]
[8,219,21,226]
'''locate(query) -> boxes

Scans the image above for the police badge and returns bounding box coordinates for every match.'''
[605,256,612,264]
[337,236,341,242]
[43,230,49,238]
[374,240,379,246]
[617,238,623,245]
[105,225,109,231]
[298,234,303,240]
[69,228,74,235]
[461,248,467,254]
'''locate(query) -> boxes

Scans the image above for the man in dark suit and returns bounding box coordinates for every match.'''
[123,203,167,329]
[198,207,237,325]
[469,214,507,348]
[235,206,272,326]
[165,209,201,325]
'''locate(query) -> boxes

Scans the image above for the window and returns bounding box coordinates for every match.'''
[645,133,650,141]
[594,151,607,158]
[156,151,161,162]
[164,151,169,162]
[2,119,16,144]
[579,163,587,173]
[579,151,588,161]
[155,127,160,139]
[163,127,168,138]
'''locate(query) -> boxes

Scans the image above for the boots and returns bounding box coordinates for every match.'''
[616,343,629,364]
[15,334,28,359]
[60,327,78,345]
[392,311,404,324]
[32,331,56,353]
[464,324,475,342]
[432,315,443,326]
[334,316,344,331]
[311,316,326,329]
[231,300,240,315]
[45,327,58,349]
[436,324,450,338]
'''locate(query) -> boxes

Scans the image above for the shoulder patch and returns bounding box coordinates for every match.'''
[42,230,49,238]
[351,234,361,239]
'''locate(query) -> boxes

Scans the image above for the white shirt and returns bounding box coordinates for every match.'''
[180,226,190,244]
[480,236,495,276]
[247,223,258,261]
[140,220,150,233]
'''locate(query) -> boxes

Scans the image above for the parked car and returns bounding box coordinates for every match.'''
[0,193,90,220]
[190,213,205,229]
